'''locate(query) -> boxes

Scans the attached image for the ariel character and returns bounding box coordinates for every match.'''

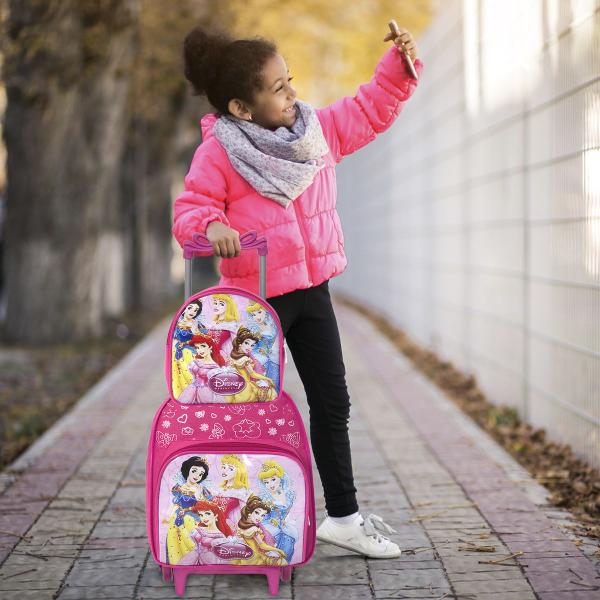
[246,302,280,389]
[231,494,288,566]
[205,294,240,362]
[178,333,228,404]
[210,454,251,531]
[189,499,237,564]
[172,300,207,396]
[166,456,213,565]
[257,459,298,562]
[225,327,278,403]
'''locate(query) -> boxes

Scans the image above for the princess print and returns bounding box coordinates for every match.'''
[225,327,278,403]
[178,333,228,404]
[246,302,280,389]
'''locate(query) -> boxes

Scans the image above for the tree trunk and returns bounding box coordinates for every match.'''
[3,0,140,342]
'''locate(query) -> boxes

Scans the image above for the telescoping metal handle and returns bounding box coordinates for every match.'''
[183,230,269,300]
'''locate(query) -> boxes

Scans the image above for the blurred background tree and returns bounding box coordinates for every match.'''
[0,0,431,343]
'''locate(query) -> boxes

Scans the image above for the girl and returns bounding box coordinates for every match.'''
[173,23,422,559]
[189,499,238,565]
[172,299,206,396]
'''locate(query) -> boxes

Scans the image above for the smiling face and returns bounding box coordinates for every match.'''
[212,298,227,318]
[194,341,211,358]
[220,462,236,481]
[188,465,206,484]
[240,338,257,355]
[184,303,199,319]
[253,308,267,324]
[249,507,268,525]
[198,509,217,527]
[264,475,281,493]
[229,53,297,130]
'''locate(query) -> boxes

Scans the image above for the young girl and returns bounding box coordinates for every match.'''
[173,24,422,559]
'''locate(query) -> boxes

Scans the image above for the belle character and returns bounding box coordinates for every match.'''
[257,459,298,562]
[225,327,277,404]
[231,495,288,566]
[166,456,213,565]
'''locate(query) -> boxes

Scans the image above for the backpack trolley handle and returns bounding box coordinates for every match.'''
[183,230,269,299]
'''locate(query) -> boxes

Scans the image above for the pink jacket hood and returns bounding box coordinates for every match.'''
[173,46,423,298]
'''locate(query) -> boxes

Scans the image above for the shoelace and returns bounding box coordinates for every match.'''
[360,513,397,544]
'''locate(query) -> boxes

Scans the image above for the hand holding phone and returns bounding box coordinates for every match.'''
[386,20,419,80]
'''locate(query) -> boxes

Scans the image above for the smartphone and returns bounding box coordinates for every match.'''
[388,19,418,80]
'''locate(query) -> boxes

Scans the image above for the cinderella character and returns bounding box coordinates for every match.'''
[257,459,298,563]
[246,302,280,390]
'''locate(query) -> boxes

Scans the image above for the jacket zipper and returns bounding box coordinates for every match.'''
[291,201,312,287]
[151,440,314,564]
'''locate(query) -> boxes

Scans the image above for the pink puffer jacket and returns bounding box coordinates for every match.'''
[172,45,423,298]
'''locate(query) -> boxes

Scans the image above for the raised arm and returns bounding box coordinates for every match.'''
[171,141,231,248]
[316,45,423,164]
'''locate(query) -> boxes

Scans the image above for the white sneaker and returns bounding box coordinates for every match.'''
[316,513,402,559]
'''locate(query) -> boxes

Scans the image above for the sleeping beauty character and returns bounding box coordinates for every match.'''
[205,294,240,363]
[230,494,288,566]
[224,327,278,403]
[172,300,207,396]
[246,303,280,389]
[178,334,229,404]
[166,456,213,565]
[210,455,252,531]
[257,459,298,563]
[188,499,242,565]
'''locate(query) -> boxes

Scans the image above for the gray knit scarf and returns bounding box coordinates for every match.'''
[212,99,330,208]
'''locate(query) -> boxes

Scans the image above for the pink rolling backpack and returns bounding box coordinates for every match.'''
[145,230,316,596]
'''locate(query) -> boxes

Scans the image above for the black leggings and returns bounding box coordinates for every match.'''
[267,279,359,518]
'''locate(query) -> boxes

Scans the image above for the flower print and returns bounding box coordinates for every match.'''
[258,409,266,416]
[268,427,278,436]
[224,415,232,421]
[200,423,209,432]
[161,420,171,428]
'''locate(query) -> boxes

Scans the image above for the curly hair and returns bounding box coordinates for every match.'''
[183,25,278,116]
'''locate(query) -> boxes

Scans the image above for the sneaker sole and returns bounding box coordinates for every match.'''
[316,532,402,559]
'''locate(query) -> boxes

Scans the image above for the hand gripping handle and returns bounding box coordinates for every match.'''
[183,230,269,299]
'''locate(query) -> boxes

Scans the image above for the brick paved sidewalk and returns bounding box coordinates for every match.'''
[0,297,598,599]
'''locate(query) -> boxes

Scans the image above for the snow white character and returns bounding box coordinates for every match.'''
[246,302,280,389]
[225,327,277,403]
[257,459,298,562]
[210,454,251,531]
[177,333,228,404]
[206,294,240,363]
[231,494,288,566]
[166,456,213,565]
[172,300,207,396]
[189,499,237,564]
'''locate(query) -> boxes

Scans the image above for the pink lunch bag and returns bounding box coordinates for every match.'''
[145,230,317,596]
